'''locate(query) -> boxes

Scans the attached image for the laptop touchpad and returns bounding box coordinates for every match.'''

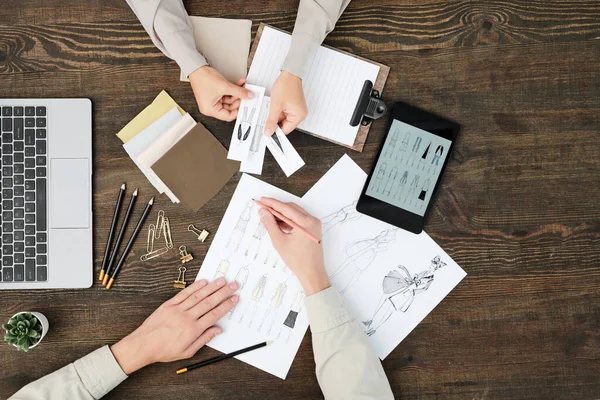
[50,158,90,229]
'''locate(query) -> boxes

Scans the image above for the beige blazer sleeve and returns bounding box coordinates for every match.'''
[9,346,127,400]
[304,287,394,399]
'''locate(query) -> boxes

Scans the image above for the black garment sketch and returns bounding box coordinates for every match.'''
[418,179,431,202]
[421,142,431,160]
[431,145,443,165]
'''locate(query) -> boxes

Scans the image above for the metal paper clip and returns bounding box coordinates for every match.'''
[188,224,209,242]
[155,210,165,239]
[164,217,173,249]
[146,224,156,253]
[140,247,169,261]
[179,246,193,264]
[174,266,187,289]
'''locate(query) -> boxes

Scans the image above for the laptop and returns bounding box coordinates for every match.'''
[0,99,93,289]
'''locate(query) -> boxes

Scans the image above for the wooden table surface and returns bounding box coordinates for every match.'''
[1,0,599,399]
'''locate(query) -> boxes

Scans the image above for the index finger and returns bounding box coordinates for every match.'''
[259,197,309,225]
[168,279,208,305]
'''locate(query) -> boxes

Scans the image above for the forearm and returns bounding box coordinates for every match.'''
[10,346,127,400]
[126,0,207,77]
[305,287,393,400]
[282,0,351,78]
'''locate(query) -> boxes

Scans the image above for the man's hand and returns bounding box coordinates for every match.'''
[189,66,254,122]
[258,197,330,296]
[264,71,308,136]
[110,278,239,375]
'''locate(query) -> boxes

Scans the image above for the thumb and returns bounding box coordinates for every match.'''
[259,208,285,245]
[264,103,282,137]
[224,81,254,100]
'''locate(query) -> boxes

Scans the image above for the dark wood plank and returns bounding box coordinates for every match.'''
[1,0,600,399]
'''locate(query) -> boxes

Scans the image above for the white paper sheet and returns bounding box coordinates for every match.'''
[195,174,309,379]
[123,107,182,191]
[240,97,269,175]
[265,127,305,177]
[302,155,467,359]
[247,26,380,146]
[136,114,196,202]
[228,85,265,162]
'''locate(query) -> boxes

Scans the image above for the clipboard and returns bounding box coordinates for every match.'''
[247,23,390,152]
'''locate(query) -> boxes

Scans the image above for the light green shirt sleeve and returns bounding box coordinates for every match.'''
[305,287,394,400]
[9,346,128,400]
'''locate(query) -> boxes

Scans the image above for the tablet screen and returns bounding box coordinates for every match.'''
[365,120,452,216]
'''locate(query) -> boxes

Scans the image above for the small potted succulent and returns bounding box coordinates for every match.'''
[3,312,49,352]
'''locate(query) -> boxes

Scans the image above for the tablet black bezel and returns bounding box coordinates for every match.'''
[357,102,460,234]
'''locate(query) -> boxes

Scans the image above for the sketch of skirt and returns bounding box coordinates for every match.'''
[283,310,299,328]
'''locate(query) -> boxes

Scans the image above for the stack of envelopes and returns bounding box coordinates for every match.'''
[117,91,239,211]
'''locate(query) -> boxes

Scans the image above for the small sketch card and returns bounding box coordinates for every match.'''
[195,174,309,379]
[240,97,270,175]
[265,127,305,177]
[228,84,265,162]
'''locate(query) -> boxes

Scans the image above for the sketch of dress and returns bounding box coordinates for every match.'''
[393,171,408,200]
[227,200,253,251]
[405,174,420,203]
[407,136,422,166]
[373,162,387,192]
[258,281,287,334]
[214,258,230,280]
[397,132,411,161]
[428,145,444,172]
[362,256,447,336]
[417,179,431,208]
[321,201,362,235]
[239,274,268,327]
[245,222,267,259]
[277,290,304,343]
[383,167,398,196]
[329,229,397,294]
[228,266,250,320]
[237,106,256,142]
[249,99,269,153]
[383,128,398,158]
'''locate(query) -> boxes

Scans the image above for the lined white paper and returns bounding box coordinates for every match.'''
[247,26,380,147]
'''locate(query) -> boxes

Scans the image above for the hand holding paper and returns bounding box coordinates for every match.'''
[264,71,308,136]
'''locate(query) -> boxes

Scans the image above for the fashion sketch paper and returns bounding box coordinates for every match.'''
[228,85,265,162]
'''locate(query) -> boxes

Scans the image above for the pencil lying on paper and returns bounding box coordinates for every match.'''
[102,188,138,286]
[106,197,154,290]
[252,199,321,244]
[176,341,272,375]
[99,183,125,282]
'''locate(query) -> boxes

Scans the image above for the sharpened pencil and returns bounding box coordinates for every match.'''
[99,184,125,282]
[106,197,154,290]
[176,341,272,374]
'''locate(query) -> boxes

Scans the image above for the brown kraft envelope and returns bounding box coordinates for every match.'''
[151,123,239,211]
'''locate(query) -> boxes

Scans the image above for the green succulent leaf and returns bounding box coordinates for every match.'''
[2,323,12,331]
[27,330,40,339]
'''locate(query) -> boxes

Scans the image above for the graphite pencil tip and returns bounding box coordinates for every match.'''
[120,183,126,190]
[133,188,139,196]
[149,197,155,205]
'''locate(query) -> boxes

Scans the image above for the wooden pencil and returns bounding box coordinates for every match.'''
[99,183,125,282]
[176,341,271,374]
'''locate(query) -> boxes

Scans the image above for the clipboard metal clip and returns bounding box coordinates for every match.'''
[350,80,387,127]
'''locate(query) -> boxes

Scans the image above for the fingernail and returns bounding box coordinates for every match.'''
[229,281,238,290]
[198,279,207,287]
[217,277,226,287]
[231,295,239,303]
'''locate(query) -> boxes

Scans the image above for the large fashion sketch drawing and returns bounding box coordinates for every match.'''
[329,229,398,294]
[227,200,253,251]
[362,256,447,336]
[320,201,362,235]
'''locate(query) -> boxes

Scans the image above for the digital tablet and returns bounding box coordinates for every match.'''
[356,102,460,234]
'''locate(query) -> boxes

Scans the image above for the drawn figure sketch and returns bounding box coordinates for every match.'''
[384,128,398,158]
[228,266,250,320]
[259,281,288,334]
[214,258,231,280]
[239,274,268,327]
[321,201,362,235]
[237,106,256,142]
[227,200,253,251]
[383,167,398,196]
[245,222,267,259]
[278,290,305,343]
[406,174,420,203]
[393,171,409,200]
[250,100,269,153]
[429,145,444,172]
[418,179,431,207]
[329,229,397,294]
[373,162,387,192]
[362,256,447,337]
[397,132,411,161]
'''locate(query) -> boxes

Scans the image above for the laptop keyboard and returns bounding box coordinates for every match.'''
[0,105,48,282]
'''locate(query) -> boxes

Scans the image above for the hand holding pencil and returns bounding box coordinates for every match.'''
[256,197,331,296]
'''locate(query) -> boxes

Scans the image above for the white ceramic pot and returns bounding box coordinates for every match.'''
[9,311,49,350]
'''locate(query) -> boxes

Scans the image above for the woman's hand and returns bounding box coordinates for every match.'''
[264,71,308,136]
[258,197,330,296]
[110,278,239,374]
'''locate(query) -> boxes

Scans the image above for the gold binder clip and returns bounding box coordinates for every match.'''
[174,266,187,289]
[179,246,193,264]
[188,224,209,242]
